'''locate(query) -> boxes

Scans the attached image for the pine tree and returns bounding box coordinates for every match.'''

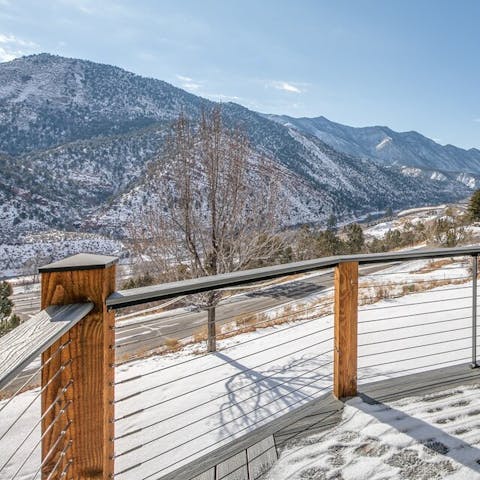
[327,213,337,231]
[0,281,20,337]
[345,223,365,253]
[468,190,480,221]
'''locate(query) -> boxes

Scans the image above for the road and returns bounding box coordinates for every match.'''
[114,263,396,361]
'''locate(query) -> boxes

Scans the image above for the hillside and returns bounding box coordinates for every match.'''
[0,53,477,253]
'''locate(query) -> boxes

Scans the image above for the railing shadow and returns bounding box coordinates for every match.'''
[213,351,333,439]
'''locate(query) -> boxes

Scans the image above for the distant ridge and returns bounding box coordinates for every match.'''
[0,53,477,242]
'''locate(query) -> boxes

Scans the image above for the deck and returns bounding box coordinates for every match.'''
[163,363,480,480]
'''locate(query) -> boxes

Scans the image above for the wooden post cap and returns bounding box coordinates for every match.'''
[39,253,118,273]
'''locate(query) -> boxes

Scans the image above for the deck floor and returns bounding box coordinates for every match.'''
[275,363,480,451]
[162,363,480,480]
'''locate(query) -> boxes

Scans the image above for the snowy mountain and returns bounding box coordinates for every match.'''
[267,114,480,174]
[0,54,477,245]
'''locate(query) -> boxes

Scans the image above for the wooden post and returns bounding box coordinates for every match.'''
[39,254,118,480]
[333,261,358,399]
[207,306,216,352]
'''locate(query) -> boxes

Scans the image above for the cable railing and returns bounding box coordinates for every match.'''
[357,256,476,382]
[112,268,335,479]
[1,247,480,479]
[0,302,90,480]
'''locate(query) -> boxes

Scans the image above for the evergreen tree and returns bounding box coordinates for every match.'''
[326,213,337,231]
[0,281,20,336]
[468,190,480,221]
[317,229,344,256]
[385,207,393,218]
[345,223,365,253]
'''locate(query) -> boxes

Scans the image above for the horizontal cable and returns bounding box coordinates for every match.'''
[114,355,333,441]
[359,315,470,335]
[222,302,333,330]
[358,305,471,324]
[0,339,71,413]
[0,359,72,442]
[114,287,333,333]
[114,300,333,351]
[114,362,332,459]
[115,375,331,477]
[114,315,332,386]
[358,325,470,347]
[115,325,332,402]
[116,296,186,322]
[359,295,470,312]
[360,346,470,368]
[359,285,470,297]
[0,379,73,472]
[358,277,469,289]
[115,337,333,416]
[359,356,471,380]
[362,264,470,276]
[359,335,471,358]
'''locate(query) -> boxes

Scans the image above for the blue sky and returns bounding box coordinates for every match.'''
[0,0,479,148]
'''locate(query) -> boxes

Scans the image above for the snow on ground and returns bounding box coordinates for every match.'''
[0,230,125,275]
[0,259,478,479]
[266,385,480,480]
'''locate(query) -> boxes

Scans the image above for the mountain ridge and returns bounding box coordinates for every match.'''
[265,113,480,174]
[0,53,478,246]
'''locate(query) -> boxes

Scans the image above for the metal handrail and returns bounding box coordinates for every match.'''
[106,246,480,309]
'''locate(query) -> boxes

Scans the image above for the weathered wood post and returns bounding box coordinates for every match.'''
[333,261,358,399]
[39,254,118,479]
[207,306,216,352]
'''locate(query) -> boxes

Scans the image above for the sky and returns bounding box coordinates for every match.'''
[0,0,479,149]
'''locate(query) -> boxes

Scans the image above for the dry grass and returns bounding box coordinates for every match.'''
[416,259,457,274]
[163,337,181,350]
[193,325,209,343]
[359,276,469,306]
[0,382,39,401]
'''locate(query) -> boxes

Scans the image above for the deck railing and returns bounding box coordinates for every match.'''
[1,247,479,479]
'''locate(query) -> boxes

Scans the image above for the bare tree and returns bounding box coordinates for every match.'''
[129,107,284,349]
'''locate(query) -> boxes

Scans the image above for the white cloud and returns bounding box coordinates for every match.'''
[474,118,480,123]
[175,74,201,92]
[176,74,193,82]
[269,81,303,93]
[0,34,39,62]
[58,0,96,15]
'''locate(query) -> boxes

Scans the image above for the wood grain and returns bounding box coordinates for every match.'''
[41,264,116,479]
[333,261,358,399]
[0,303,92,389]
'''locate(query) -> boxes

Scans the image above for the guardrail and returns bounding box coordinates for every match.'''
[0,247,479,479]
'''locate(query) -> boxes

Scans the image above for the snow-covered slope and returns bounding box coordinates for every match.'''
[267,114,480,174]
[0,54,477,244]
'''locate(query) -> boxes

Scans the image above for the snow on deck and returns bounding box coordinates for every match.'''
[266,384,480,480]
